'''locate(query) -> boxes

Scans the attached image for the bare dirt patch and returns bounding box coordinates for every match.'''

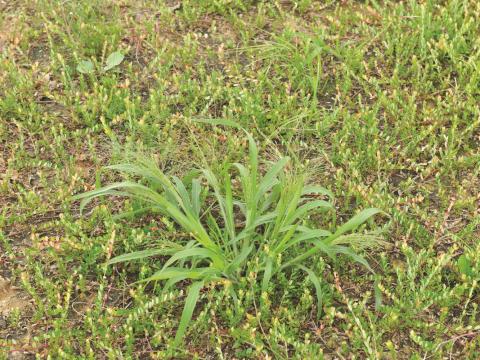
[0,277,29,316]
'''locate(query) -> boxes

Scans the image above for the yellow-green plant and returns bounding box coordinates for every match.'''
[74,133,384,346]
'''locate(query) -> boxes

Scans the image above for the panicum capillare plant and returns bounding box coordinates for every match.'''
[74,132,385,346]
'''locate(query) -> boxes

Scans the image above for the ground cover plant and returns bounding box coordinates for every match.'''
[1,0,479,358]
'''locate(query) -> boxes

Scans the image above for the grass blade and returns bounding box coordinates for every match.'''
[191,178,202,217]
[331,208,384,240]
[276,228,331,253]
[227,244,254,273]
[107,248,178,265]
[302,185,334,199]
[261,257,273,293]
[255,157,289,202]
[161,248,216,271]
[142,267,217,282]
[332,245,373,273]
[171,175,194,214]
[287,199,334,224]
[174,281,204,346]
[193,118,241,128]
[297,265,323,319]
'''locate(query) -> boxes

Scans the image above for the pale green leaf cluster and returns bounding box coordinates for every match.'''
[76,50,124,74]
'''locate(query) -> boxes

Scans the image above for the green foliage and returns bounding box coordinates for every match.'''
[2,0,480,357]
[74,134,383,344]
[457,254,473,278]
[77,59,95,74]
[76,50,124,74]
[103,51,124,72]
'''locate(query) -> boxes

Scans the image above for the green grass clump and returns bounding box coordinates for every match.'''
[75,132,384,346]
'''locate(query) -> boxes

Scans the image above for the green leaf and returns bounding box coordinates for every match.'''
[331,233,386,249]
[278,228,331,253]
[174,281,204,346]
[330,208,384,241]
[107,247,178,265]
[163,276,191,291]
[112,206,156,220]
[171,175,194,214]
[261,257,273,292]
[77,59,94,74]
[245,132,259,196]
[72,180,166,213]
[103,51,124,71]
[302,185,334,199]
[457,254,473,277]
[289,199,334,222]
[224,171,235,243]
[332,245,373,273]
[106,162,183,205]
[297,265,323,319]
[202,169,233,242]
[256,157,289,202]
[374,276,383,311]
[191,178,202,217]
[161,247,216,270]
[233,212,278,244]
[227,244,253,273]
[142,267,216,282]
[193,118,241,128]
